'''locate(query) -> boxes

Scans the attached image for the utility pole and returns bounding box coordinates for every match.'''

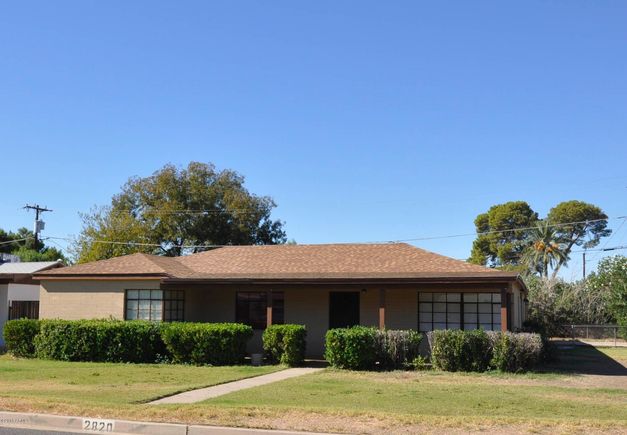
[582,251,586,279]
[23,204,53,246]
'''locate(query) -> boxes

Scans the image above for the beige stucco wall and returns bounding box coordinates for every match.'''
[37,280,518,358]
[184,285,506,357]
[510,281,526,330]
[39,279,161,320]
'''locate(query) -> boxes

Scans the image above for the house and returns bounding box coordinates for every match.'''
[0,260,64,347]
[34,243,527,357]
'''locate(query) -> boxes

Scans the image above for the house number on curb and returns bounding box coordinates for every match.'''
[82,418,114,432]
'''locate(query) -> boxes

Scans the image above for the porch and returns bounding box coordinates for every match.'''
[156,281,524,358]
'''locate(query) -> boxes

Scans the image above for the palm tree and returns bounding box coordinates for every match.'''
[522,221,569,279]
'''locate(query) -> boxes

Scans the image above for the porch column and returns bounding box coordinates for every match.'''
[266,290,273,328]
[500,285,510,332]
[378,289,386,330]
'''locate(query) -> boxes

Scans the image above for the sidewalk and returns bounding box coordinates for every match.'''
[0,410,335,435]
[149,367,323,405]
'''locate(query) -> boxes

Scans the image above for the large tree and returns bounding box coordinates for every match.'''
[468,201,539,268]
[587,256,627,336]
[469,200,611,276]
[0,227,66,262]
[547,200,611,262]
[522,221,569,279]
[73,162,287,263]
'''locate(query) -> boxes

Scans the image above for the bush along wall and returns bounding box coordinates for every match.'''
[325,326,422,370]
[3,319,41,358]
[161,322,253,365]
[6,319,257,366]
[428,329,543,373]
[428,329,492,372]
[34,319,167,363]
[488,331,543,372]
[262,324,307,366]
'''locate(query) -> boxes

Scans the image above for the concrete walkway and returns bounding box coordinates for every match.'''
[149,368,323,405]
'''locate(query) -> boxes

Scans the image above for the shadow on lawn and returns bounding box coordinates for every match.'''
[540,341,627,376]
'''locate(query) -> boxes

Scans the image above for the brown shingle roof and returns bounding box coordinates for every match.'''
[36,243,517,281]
[35,253,192,277]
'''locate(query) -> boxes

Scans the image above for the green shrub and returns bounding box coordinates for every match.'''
[161,322,253,365]
[428,329,492,372]
[411,355,430,371]
[325,327,422,370]
[428,329,545,373]
[375,329,422,370]
[325,326,378,370]
[3,319,41,358]
[263,324,307,366]
[34,319,166,363]
[488,331,543,372]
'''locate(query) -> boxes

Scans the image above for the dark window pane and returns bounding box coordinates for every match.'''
[125,289,184,322]
[236,291,283,329]
[273,292,285,325]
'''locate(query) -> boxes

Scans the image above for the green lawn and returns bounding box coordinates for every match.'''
[200,368,626,429]
[0,354,280,406]
[191,346,627,432]
[0,347,625,433]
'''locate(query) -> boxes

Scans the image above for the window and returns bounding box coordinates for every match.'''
[236,291,284,329]
[125,289,184,322]
[9,301,39,320]
[463,292,501,331]
[418,292,501,332]
[164,290,185,321]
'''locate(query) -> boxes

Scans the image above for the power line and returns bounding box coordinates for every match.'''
[45,236,227,250]
[109,208,265,216]
[573,245,627,254]
[385,216,625,243]
[44,217,627,251]
[0,237,34,247]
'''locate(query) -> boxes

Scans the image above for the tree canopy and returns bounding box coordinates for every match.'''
[522,221,568,279]
[587,256,627,333]
[469,200,610,277]
[73,162,287,263]
[0,227,66,262]
[547,200,611,252]
[468,201,538,268]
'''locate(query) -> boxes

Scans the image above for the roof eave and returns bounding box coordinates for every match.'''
[34,273,168,281]
[161,274,519,286]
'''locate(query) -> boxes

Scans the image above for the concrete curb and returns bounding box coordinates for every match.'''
[0,410,336,435]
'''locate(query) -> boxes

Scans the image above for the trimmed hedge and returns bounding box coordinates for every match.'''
[161,322,253,365]
[429,329,492,372]
[3,319,41,358]
[428,329,543,373]
[34,320,166,363]
[489,331,543,372]
[325,326,422,370]
[262,324,307,366]
[375,329,423,371]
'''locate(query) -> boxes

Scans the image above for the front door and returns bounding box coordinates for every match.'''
[329,291,360,329]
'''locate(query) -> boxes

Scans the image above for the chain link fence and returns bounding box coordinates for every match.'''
[562,325,625,346]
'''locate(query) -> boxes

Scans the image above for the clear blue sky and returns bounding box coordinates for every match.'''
[1,1,626,279]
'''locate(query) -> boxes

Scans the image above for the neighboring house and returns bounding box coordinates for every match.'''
[35,243,528,357]
[0,260,64,347]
